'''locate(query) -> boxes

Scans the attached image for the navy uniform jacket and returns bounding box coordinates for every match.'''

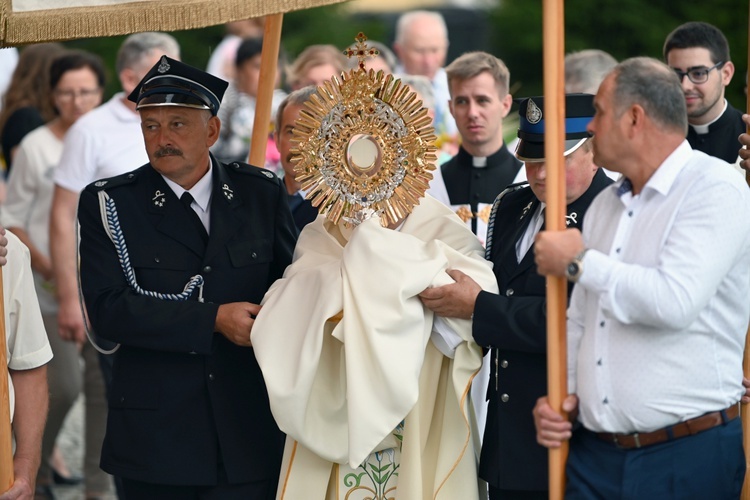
[687,102,744,164]
[472,168,612,491]
[78,158,297,486]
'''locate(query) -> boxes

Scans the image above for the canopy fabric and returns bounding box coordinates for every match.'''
[0,0,349,47]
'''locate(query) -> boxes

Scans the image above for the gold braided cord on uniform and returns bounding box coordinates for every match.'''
[0,0,348,47]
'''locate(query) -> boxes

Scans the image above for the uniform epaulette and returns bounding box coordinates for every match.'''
[88,170,139,192]
[228,162,279,183]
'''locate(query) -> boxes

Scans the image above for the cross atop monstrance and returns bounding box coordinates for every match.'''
[343,32,380,71]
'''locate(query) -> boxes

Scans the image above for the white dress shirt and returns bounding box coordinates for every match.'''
[568,141,750,433]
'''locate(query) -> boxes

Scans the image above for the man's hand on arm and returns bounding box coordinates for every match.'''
[49,186,86,343]
[534,228,584,277]
[418,269,481,319]
[738,114,750,173]
[0,226,7,267]
[533,394,579,449]
[215,302,261,347]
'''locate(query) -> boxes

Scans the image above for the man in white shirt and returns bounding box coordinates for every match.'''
[47,31,180,498]
[533,57,750,498]
[392,10,457,139]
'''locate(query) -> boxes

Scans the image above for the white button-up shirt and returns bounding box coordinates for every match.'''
[569,140,750,433]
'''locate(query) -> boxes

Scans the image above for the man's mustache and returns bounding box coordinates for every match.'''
[155,147,183,158]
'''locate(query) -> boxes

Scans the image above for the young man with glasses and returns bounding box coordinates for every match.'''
[664,21,744,164]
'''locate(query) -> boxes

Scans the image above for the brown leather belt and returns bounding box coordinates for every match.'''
[596,404,740,449]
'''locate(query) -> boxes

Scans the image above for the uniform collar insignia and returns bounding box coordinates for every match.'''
[222,183,234,201]
[566,211,578,226]
[152,189,166,207]
[261,170,274,179]
[95,180,107,187]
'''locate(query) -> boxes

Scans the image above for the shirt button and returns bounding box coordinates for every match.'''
[616,248,621,254]
[501,393,510,403]
[208,373,215,381]
[203,266,212,273]
[600,321,605,327]
[628,211,634,217]
[603,397,609,404]
[506,288,514,297]
[120,396,125,403]
[597,359,602,366]
[154,256,160,263]
[251,252,258,259]
[500,360,508,368]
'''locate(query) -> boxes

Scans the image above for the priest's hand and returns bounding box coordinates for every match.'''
[419,269,480,319]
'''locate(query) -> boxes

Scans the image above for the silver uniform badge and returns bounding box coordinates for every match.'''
[261,171,274,179]
[222,183,234,201]
[566,212,578,226]
[95,180,107,187]
[153,190,166,207]
[157,56,170,74]
[526,99,543,124]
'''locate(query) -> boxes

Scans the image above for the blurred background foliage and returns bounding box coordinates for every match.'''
[52,0,748,110]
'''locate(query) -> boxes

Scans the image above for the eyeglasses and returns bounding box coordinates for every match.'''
[54,88,101,102]
[672,62,724,84]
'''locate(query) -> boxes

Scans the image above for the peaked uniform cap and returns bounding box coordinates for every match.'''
[128,55,228,116]
[515,93,595,162]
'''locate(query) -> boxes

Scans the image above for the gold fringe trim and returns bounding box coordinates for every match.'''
[0,0,349,47]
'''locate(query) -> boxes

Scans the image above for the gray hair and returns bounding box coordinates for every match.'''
[116,32,180,74]
[611,57,687,135]
[398,74,434,111]
[565,49,617,94]
[275,85,317,135]
[395,11,448,45]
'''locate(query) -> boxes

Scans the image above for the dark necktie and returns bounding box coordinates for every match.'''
[180,192,208,245]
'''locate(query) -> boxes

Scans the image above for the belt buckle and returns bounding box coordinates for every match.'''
[613,432,641,449]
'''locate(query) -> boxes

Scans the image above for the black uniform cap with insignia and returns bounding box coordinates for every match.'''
[128,55,228,116]
[514,93,595,163]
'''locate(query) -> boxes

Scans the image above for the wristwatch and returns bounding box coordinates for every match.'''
[565,249,588,282]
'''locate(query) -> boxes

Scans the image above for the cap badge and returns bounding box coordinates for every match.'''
[566,211,578,226]
[222,183,234,201]
[261,171,274,179]
[153,190,166,207]
[526,99,543,124]
[94,180,108,187]
[157,56,170,74]
[520,201,533,220]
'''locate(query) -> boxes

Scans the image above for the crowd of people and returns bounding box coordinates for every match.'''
[0,10,749,500]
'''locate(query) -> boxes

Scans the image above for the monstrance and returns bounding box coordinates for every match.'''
[290,33,438,227]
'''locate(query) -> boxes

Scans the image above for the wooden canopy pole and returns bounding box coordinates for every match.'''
[741,6,750,499]
[542,0,568,498]
[249,13,284,167]
[0,268,13,493]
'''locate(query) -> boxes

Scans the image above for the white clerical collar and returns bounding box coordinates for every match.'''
[472,156,488,168]
[690,99,727,135]
[163,159,213,212]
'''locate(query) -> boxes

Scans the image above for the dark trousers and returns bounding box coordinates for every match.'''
[121,477,276,500]
[566,419,744,499]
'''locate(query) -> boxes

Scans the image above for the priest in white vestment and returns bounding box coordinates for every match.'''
[252,194,499,500]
